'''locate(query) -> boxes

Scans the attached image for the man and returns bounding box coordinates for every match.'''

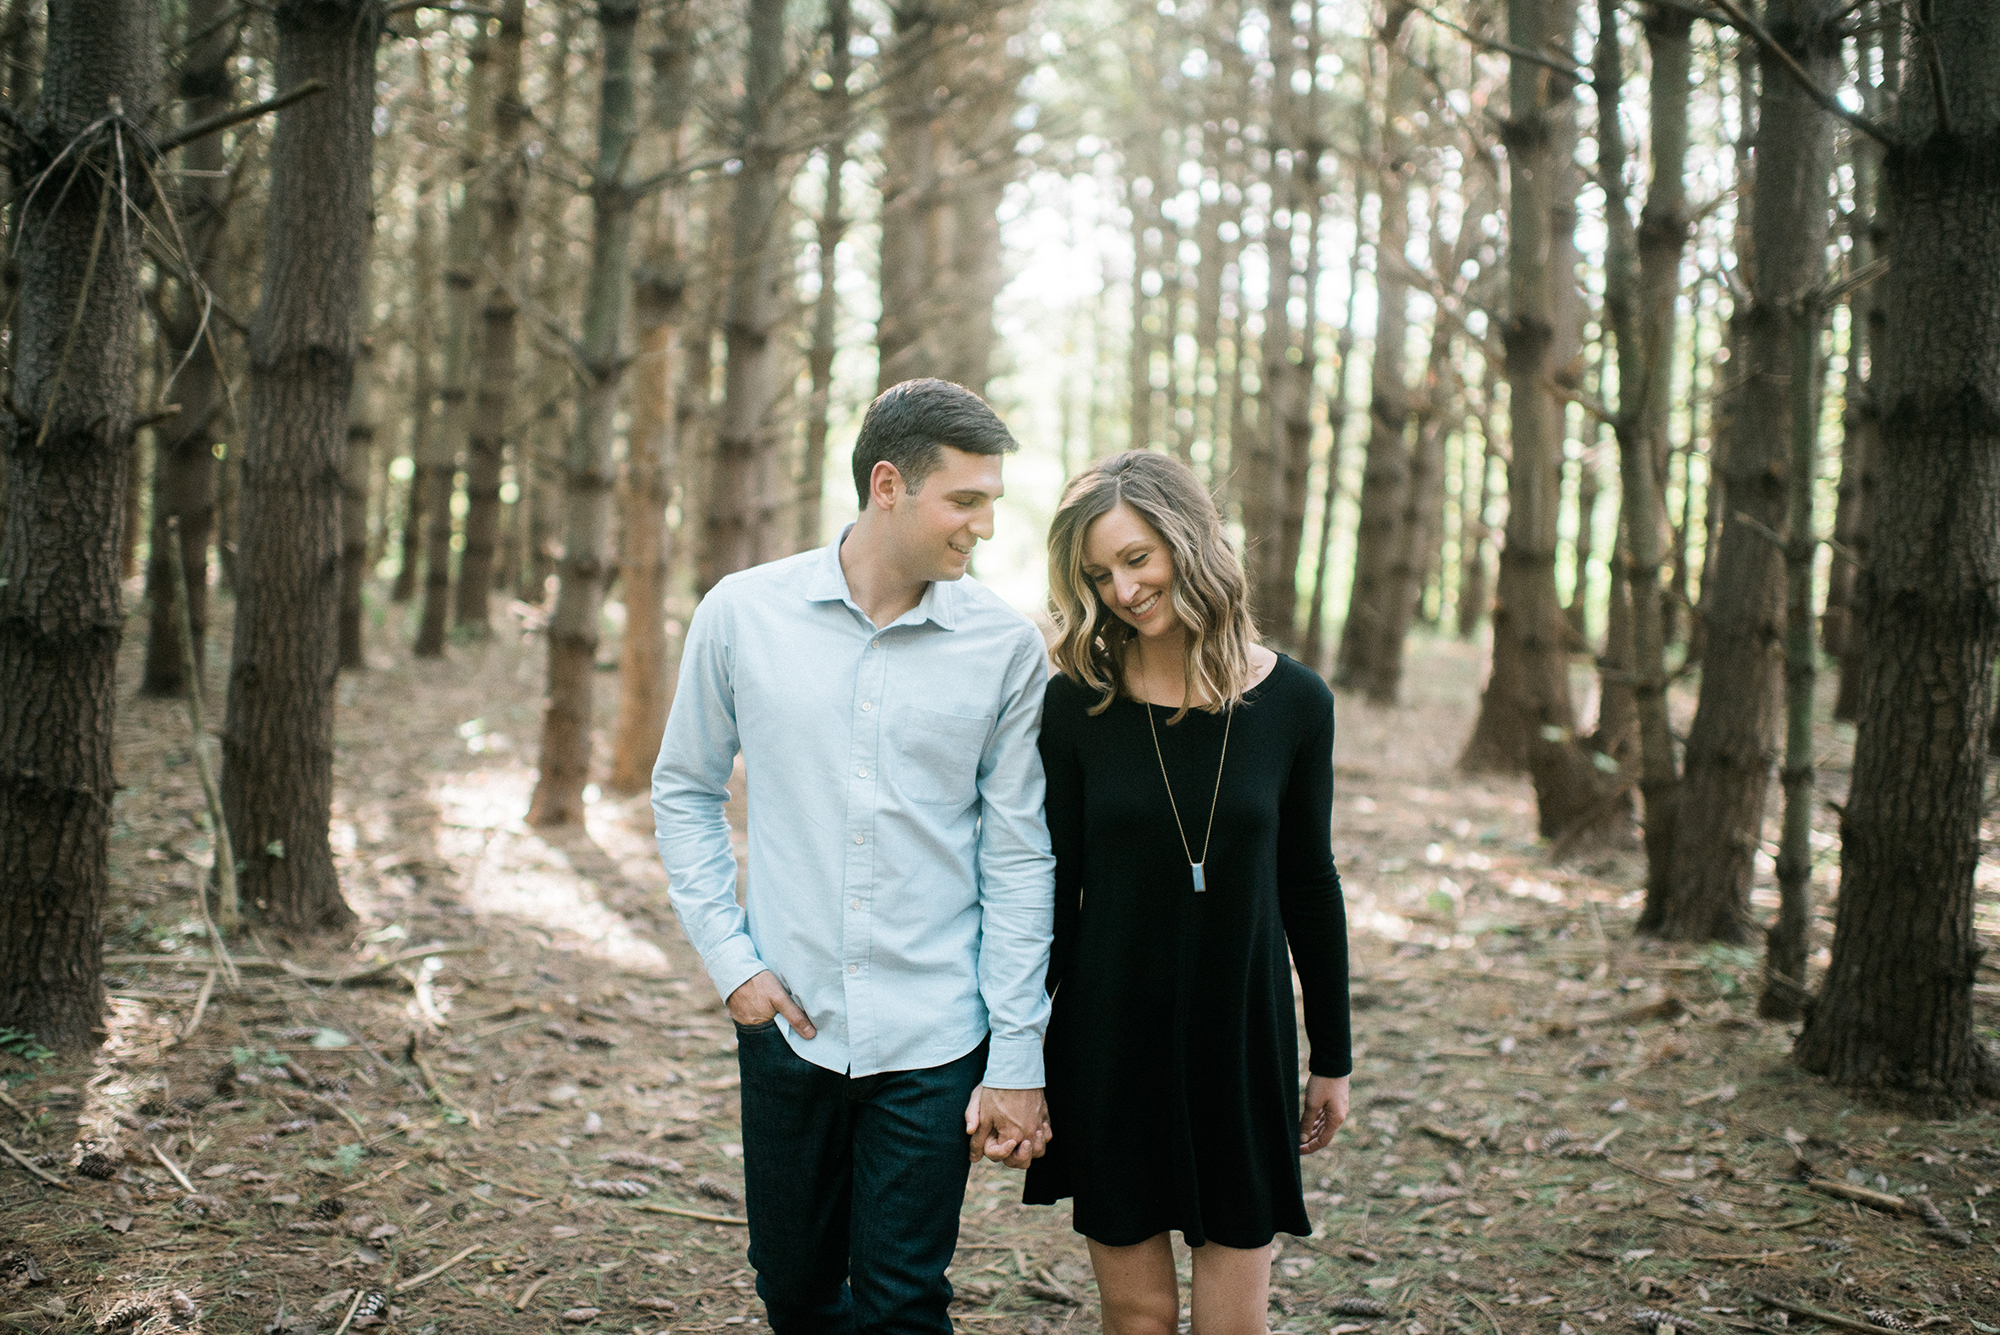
[653,378,1055,1334]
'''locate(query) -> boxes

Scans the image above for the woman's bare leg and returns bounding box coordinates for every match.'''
[1187,1238,1273,1335]
[1087,1233,1180,1335]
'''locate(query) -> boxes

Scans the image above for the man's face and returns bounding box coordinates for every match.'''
[881,446,1004,583]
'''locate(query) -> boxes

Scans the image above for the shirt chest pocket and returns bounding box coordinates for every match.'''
[892,706,992,807]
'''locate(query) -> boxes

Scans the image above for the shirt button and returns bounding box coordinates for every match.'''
[861,702,872,712]
[871,639,881,648]
[857,767,867,777]
[847,964,859,974]
[854,834,864,845]
[850,898,861,910]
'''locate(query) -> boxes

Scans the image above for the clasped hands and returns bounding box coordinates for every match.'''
[963,1084,1050,1170]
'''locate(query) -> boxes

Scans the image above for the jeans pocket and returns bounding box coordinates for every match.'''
[733,1019,779,1036]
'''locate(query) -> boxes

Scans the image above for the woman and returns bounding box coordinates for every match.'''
[1023,451,1352,1335]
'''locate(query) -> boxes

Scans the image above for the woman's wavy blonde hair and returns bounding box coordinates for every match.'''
[1047,451,1259,722]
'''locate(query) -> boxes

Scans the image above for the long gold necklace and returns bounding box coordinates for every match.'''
[1144,696,1233,893]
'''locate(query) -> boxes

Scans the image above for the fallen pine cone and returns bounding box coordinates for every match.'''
[631,1298,677,1312]
[351,1290,389,1325]
[600,1151,680,1172]
[1330,1298,1393,1318]
[1630,1308,1681,1334]
[275,1027,321,1042]
[143,1117,193,1134]
[561,1307,602,1324]
[575,1034,616,1050]
[1863,1312,1916,1332]
[273,1119,317,1136]
[165,1291,197,1323]
[1799,1235,1851,1253]
[97,1298,157,1331]
[584,1180,652,1199]
[1021,1282,1077,1306]
[693,1175,740,1204]
[74,1152,121,1181]
[311,1197,346,1220]
[1911,1198,1973,1247]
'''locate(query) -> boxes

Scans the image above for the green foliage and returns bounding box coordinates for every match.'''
[0,1028,55,1066]
[304,1142,368,1177]
[1699,943,1760,996]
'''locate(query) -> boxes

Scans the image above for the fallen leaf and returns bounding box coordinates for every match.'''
[104,1216,133,1234]
[550,1226,583,1239]
[561,1307,602,1323]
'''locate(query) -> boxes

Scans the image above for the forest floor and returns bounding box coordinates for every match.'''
[4,595,2000,1335]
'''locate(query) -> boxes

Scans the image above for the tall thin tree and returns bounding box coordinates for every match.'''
[527,0,642,827]
[220,0,383,930]
[0,0,158,1048]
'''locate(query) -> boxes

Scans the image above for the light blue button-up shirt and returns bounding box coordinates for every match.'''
[651,528,1056,1088]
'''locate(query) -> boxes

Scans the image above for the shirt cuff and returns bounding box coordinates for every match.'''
[980,1034,1046,1090]
[702,937,769,1009]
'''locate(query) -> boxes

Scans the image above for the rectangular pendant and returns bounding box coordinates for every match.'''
[1191,862,1206,893]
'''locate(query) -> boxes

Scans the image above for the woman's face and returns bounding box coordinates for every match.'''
[1080,502,1181,642]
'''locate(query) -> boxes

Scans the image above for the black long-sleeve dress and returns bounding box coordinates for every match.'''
[1022,655,1351,1249]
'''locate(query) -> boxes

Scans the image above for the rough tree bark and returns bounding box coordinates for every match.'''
[1460,0,1592,835]
[607,1,694,796]
[339,233,379,671]
[526,0,640,827]
[0,0,157,1049]
[219,0,381,931]
[1794,1,2000,1108]
[138,0,234,697]
[1595,0,1692,897]
[453,0,528,634]
[1643,0,1838,942]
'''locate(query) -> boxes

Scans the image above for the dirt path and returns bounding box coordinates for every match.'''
[3,601,1997,1335]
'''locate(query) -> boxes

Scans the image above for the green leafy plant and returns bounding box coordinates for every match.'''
[1699,943,1760,996]
[0,1028,55,1066]
[304,1143,369,1177]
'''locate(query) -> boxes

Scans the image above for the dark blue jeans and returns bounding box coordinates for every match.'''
[735,1022,984,1335]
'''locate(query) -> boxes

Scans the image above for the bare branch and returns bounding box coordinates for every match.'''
[1706,0,1897,148]
[154,80,325,154]
[1409,1,1590,83]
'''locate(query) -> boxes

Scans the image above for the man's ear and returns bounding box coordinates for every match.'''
[867,460,904,512]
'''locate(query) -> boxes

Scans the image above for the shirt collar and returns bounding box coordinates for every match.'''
[805,524,960,632]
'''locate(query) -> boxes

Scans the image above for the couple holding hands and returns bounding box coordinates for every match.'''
[653,378,1352,1335]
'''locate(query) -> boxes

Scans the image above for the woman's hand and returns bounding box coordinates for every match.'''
[1299,1074,1350,1153]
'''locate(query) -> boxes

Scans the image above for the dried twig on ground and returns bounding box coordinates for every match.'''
[0,1140,71,1190]
[1748,1293,1909,1335]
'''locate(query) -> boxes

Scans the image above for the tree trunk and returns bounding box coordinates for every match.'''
[414,34,494,657]
[1793,0,2000,1107]
[339,239,379,671]
[1457,372,1498,639]
[391,115,439,606]
[0,0,157,1050]
[526,0,640,827]
[220,0,380,931]
[702,0,791,591]
[1831,19,1893,724]
[608,0,694,797]
[1369,168,1489,703]
[453,0,528,635]
[876,0,942,391]
[1301,206,1366,677]
[138,0,235,698]
[1760,300,1822,1022]
[800,0,850,551]
[1337,7,1416,685]
[1460,0,1584,802]
[1645,0,1838,943]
